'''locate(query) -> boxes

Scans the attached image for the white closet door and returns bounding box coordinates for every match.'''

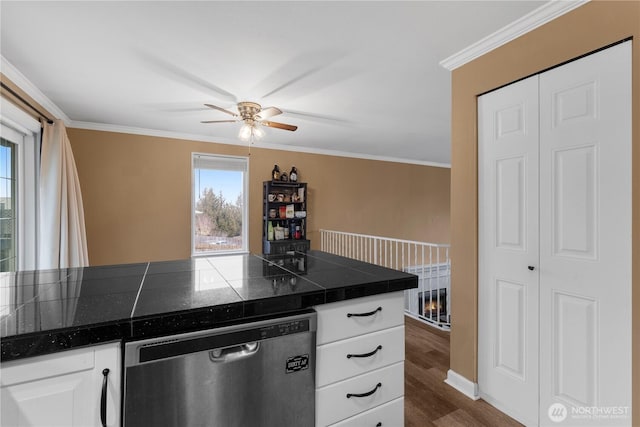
[538,41,631,425]
[478,75,540,427]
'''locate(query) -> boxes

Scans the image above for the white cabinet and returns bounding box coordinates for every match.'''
[314,291,405,427]
[1,342,122,427]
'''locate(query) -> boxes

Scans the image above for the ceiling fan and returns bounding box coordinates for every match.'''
[201,101,297,141]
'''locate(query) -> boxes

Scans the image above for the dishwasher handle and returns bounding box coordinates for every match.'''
[209,342,260,363]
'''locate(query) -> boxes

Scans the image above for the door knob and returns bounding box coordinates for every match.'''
[528,266,535,271]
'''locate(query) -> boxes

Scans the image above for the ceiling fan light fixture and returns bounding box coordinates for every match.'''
[238,121,265,142]
[238,123,253,141]
[203,101,296,140]
[253,124,265,139]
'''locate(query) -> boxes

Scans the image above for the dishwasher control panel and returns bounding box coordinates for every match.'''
[127,313,316,365]
[259,318,310,340]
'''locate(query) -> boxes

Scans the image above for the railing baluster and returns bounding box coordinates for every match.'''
[374,239,377,264]
[383,240,386,267]
[430,248,434,322]
[385,240,389,268]
[395,241,398,270]
[351,235,354,259]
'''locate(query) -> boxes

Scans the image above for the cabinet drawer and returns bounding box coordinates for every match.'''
[0,342,120,386]
[328,397,404,427]
[316,362,404,427]
[314,291,404,345]
[317,326,404,387]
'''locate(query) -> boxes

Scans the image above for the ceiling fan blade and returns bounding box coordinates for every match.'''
[283,109,351,125]
[262,121,298,132]
[136,51,237,102]
[200,119,237,124]
[255,107,282,120]
[204,104,238,117]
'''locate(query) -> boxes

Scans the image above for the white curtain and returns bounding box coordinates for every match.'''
[38,120,89,269]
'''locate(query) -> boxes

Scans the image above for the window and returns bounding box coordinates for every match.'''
[0,98,40,271]
[0,139,16,271]
[192,154,248,255]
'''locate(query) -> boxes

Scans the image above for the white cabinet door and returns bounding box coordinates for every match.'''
[538,41,631,425]
[478,75,540,427]
[1,342,122,427]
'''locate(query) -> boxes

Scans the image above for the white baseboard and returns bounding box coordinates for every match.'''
[444,369,480,400]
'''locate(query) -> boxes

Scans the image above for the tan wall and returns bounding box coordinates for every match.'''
[67,128,450,266]
[449,0,640,422]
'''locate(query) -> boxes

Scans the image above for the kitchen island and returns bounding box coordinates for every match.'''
[1,250,416,360]
[0,250,417,426]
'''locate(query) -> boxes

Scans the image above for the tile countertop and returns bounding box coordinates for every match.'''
[0,251,417,362]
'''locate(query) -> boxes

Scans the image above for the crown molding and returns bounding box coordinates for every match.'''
[439,0,589,71]
[1,56,71,124]
[253,139,451,168]
[70,120,243,146]
[70,120,451,168]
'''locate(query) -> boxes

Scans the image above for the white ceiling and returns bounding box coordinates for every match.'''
[0,1,549,166]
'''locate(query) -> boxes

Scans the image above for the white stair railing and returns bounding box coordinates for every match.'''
[320,229,451,330]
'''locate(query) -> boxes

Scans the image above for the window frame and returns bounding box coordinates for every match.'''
[0,97,40,271]
[191,152,249,257]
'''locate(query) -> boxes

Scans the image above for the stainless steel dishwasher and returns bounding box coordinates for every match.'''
[123,311,316,427]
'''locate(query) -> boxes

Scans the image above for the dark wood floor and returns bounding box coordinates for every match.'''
[404,316,523,427]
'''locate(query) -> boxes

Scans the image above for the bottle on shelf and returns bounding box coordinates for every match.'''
[267,221,274,241]
[272,165,280,181]
[283,221,289,239]
[290,166,298,182]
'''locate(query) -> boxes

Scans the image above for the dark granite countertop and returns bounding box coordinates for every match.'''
[0,251,417,362]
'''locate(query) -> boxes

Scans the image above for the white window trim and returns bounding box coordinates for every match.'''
[191,152,249,257]
[0,97,40,270]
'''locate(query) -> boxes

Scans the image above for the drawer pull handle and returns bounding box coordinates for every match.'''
[346,382,382,399]
[347,345,383,359]
[100,368,110,427]
[347,306,382,318]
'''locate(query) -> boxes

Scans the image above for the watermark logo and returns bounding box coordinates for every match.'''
[547,402,630,423]
[548,403,568,423]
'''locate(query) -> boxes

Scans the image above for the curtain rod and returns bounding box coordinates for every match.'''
[1,81,54,124]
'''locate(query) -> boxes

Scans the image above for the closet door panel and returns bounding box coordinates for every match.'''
[551,145,597,259]
[478,75,539,427]
[552,291,598,406]
[539,41,631,424]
